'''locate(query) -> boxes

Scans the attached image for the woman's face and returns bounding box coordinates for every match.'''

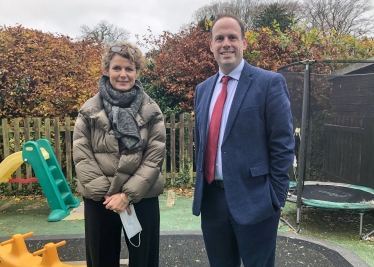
[107,54,138,91]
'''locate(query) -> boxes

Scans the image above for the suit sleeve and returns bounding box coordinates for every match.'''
[265,73,295,206]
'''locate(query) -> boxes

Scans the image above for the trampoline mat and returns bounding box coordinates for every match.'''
[291,185,374,203]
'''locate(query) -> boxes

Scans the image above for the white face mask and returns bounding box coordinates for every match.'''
[119,204,142,247]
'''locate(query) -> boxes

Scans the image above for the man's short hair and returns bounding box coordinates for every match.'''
[210,13,245,40]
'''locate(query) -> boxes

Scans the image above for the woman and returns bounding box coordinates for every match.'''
[73,42,166,267]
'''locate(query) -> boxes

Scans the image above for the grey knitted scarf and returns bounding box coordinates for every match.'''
[98,75,144,151]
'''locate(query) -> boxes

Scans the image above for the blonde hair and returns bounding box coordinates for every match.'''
[101,42,145,73]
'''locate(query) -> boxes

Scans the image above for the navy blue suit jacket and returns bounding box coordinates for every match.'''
[193,61,294,225]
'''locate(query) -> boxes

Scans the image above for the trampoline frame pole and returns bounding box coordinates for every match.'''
[360,213,374,240]
[362,229,374,240]
[296,59,311,233]
[359,213,364,237]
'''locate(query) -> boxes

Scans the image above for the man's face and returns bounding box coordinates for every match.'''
[210,17,247,75]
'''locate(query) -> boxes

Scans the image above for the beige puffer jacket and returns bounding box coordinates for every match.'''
[73,93,166,202]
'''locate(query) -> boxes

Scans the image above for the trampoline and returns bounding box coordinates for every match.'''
[286,181,374,239]
[278,59,374,240]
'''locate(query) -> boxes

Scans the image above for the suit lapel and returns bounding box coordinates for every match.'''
[200,73,219,144]
[222,62,253,144]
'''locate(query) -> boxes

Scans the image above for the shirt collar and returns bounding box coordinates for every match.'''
[218,59,244,82]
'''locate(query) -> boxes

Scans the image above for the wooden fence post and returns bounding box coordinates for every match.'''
[179,114,185,175]
[33,118,41,140]
[187,114,194,184]
[13,118,22,191]
[170,114,176,185]
[54,117,61,166]
[24,118,33,191]
[162,115,167,184]
[2,118,11,192]
[44,118,51,142]
[65,117,72,182]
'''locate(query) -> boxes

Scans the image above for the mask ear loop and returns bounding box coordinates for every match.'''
[129,231,141,247]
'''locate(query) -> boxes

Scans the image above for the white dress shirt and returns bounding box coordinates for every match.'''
[207,59,245,181]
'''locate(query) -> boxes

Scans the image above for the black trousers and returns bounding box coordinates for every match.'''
[83,196,160,267]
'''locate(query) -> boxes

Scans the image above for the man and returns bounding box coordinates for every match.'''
[193,13,294,267]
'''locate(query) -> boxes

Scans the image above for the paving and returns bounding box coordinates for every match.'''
[0,191,371,267]
[19,232,369,267]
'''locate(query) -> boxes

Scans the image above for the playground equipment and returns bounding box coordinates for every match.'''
[0,232,85,267]
[0,139,80,222]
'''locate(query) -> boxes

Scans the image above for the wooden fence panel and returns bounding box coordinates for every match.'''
[361,117,374,188]
[0,114,197,190]
[323,116,367,185]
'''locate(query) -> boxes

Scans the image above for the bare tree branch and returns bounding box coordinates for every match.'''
[301,0,374,36]
[78,20,130,45]
[191,0,301,30]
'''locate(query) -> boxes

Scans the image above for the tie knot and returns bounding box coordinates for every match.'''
[222,76,230,85]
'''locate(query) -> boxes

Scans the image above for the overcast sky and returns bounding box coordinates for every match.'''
[1,0,212,51]
[2,0,374,50]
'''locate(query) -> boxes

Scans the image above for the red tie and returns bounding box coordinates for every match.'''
[204,76,230,184]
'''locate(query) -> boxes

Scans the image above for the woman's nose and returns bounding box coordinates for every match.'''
[119,69,126,77]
